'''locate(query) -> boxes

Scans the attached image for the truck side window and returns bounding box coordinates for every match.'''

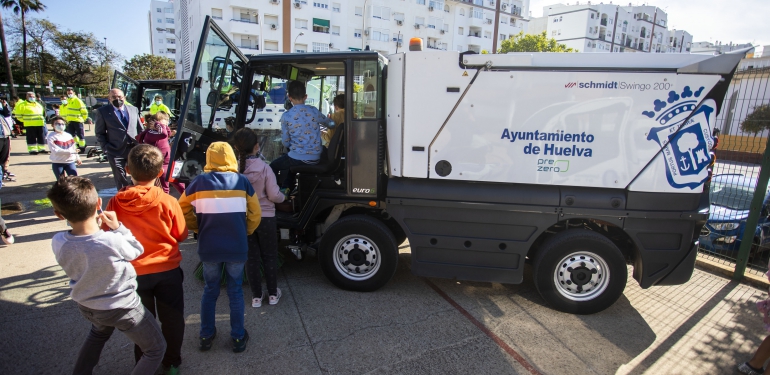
[353,60,380,119]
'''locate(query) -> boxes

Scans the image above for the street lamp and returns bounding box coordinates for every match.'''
[362,0,370,50]
[294,32,304,53]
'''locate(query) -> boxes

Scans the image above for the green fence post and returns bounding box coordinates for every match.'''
[734,136,770,280]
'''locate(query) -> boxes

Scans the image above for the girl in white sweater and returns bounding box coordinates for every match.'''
[46,116,81,179]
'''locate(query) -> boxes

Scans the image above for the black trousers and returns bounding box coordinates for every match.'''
[133,267,185,368]
[0,137,9,167]
[66,121,85,145]
[107,153,132,190]
[247,217,279,298]
[25,126,45,153]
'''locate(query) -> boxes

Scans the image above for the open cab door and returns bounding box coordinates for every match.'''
[168,16,248,183]
[111,71,140,108]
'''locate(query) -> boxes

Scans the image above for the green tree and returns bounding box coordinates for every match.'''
[498,31,578,53]
[1,0,46,77]
[122,54,176,80]
[46,30,120,91]
[740,104,770,134]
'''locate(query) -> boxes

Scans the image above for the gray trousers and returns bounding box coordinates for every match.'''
[73,303,166,375]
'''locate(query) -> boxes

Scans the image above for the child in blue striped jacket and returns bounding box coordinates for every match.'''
[178,141,261,353]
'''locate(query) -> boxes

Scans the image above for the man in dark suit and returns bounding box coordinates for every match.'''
[95,89,144,190]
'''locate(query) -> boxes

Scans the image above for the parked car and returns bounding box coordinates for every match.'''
[699,174,770,257]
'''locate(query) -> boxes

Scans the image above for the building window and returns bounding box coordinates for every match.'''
[394,12,405,22]
[459,8,465,16]
[499,33,506,40]
[354,29,362,38]
[333,2,341,12]
[166,18,174,23]
[427,17,438,29]
[332,25,340,35]
[167,39,175,44]
[313,0,329,9]
[265,41,279,51]
[484,31,491,39]
[458,26,464,35]
[296,44,307,53]
[296,19,308,29]
[156,8,162,13]
[157,18,163,23]
[165,8,173,13]
[417,0,426,4]
[211,8,222,20]
[312,42,329,52]
[355,7,363,16]
[372,6,390,20]
[312,18,330,33]
[158,38,164,44]
[158,49,164,54]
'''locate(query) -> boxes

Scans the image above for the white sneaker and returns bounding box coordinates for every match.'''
[269,288,282,305]
[1,229,13,245]
[251,296,262,308]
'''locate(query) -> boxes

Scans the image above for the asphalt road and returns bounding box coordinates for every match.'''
[0,132,767,374]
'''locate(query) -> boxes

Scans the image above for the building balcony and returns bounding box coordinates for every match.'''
[229,19,261,35]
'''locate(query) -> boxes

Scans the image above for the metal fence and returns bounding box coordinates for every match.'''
[697,66,770,279]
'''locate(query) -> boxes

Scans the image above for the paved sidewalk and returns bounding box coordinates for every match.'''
[0,134,768,374]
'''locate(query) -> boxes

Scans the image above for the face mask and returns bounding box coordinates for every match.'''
[54,124,66,132]
[61,100,68,105]
[67,93,74,98]
[27,97,36,102]
[155,100,162,105]
[112,99,124,108]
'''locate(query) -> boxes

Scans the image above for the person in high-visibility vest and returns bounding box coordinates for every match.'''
[149,94,170,115]
[63,88,88,150]
[12,92,47,154]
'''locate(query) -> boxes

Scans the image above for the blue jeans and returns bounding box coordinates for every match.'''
[52,162,77,179]
[200,262,245,340]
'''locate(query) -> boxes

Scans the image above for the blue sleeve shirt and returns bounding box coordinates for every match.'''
[280,104,330,161]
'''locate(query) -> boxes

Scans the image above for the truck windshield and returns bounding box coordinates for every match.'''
[246,67,345,163]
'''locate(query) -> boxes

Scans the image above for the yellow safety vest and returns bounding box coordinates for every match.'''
[150,102,171,115]
[63,96,88,123]
[14,100,44,127]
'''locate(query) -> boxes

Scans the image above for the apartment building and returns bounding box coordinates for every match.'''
[691,41,754,55]
[149,0,178,62]
[529,2,693,53]
[170,0,529,79]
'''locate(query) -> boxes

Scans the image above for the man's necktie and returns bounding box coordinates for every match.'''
[118,108,127,126]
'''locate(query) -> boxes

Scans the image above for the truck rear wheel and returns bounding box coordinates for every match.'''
[533,229,627,315]
[320,215,398,292]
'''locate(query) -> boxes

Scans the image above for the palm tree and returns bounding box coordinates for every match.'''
[0,15,14,97]
[0,0,46,80]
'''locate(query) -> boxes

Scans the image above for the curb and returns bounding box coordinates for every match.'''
[695,255,770,290]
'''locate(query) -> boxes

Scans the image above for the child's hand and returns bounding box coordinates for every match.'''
[99,211,120,230]
[76,159,82,166]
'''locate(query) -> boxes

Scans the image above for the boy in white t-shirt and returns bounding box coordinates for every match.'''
[46,116,81,179]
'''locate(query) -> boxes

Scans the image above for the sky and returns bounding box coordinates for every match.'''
[1,0,155,64]
[528,0,770,50]
[2,0,768,61]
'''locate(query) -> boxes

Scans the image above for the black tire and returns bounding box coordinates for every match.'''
[533,229,627,315]
[384,217,408,246]
[319,214,398,292]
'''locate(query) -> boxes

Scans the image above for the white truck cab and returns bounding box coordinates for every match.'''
[170,17,747,314]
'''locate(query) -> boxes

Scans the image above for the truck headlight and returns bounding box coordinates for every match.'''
[711,222,740,231]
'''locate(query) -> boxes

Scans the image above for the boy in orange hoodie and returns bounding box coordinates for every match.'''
[102,144,188,374]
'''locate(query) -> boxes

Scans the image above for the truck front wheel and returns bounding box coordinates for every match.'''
[319,215,398,292]
[533,229,627,314]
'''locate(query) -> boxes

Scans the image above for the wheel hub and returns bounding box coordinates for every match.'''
[333,235,380,281]
[553,252,610,301]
